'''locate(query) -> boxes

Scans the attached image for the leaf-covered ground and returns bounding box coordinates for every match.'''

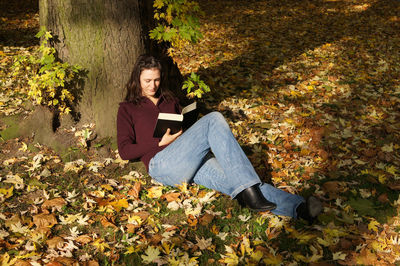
[1,0,400,265]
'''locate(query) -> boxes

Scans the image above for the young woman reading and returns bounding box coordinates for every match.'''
[117,55,322,223]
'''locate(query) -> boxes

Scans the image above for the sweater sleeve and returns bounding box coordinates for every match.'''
[117,104,159,161]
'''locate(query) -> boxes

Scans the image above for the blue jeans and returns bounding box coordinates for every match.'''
[149,112,305,217]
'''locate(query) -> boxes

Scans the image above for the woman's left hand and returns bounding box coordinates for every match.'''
[158,128,182,146]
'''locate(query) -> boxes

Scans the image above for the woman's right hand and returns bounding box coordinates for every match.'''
[158,128,182,146]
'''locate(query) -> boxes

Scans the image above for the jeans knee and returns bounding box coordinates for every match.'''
[207,111,225,122]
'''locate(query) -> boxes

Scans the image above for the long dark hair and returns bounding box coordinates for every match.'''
[124,54,174,104]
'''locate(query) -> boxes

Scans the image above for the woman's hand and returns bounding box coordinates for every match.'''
[158,128,182,146]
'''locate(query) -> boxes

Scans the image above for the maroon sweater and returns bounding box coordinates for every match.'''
[117,96,181,171]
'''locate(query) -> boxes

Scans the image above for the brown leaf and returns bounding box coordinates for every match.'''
[45,263,63,266]
[199,213,214,226]
[309,262,335,266]
[363,149,377,158]
[53,257,77,265]
[86,261,99,266]
[32,226,52,237]
[126,224,138,234]
[377,193,389,203]
[322,181,342,197]
[42,198,67,211]
[46,236,64,249]
[75,234,92,244]
[317,149,329,160]
[208,259,215,264]
[161,192,181,202]
[149,233,163,245]
[33,213,57,228]
[339,238,353,250]
[388,181,400,190]
[265,227,281,240]
[135,211,150,221]
[14,260,32,266]
[127,182,141,198]
[100,216,117,229]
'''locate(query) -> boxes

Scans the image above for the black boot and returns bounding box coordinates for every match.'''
[235,184,277,212]
[296,196,322,224]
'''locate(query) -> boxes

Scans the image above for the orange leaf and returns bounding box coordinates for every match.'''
[128,182,141,198]
[101,216,117,229]
[161,192,181,202]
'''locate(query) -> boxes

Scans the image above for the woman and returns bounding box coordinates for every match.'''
[117,55,322,222]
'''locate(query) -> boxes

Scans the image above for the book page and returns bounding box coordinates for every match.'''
[158,113,183,121]
[182,102,197,115]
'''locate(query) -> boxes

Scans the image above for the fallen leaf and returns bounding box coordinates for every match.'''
[377,193,389,203]
[161,192,181,202]
[33,213,57,228]
[127,182,141,198]
[42,198,67,211]
[75,234,92,244]
[199,213,214,226]
[141,246,160,264]
[46,236,64,249]
[100,216,117,229]
[109,198,128,212]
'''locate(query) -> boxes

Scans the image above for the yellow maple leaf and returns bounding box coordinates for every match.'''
[371,240,387,252]
[368,220,380,232]
[101,184,113,191]
[219,252,239,265]
[124,246,139,255]
[0,253,17,266]
[386,165,398,175]
[18,142,28,152]
[378,174,387,184]
[161,241,174,255]
[177,182,189,193]
[92,238,110,253]
[0,186,13,199]
[109,198,128,212]
[250,250,263,263]
[127,215,143,225]
[147,186,163,198]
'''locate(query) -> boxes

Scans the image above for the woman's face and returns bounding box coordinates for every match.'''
[140,68,161,98]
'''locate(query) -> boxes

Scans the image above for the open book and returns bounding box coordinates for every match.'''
[153,102,198,138]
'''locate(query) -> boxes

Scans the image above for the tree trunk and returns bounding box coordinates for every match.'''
[39,0,153,137]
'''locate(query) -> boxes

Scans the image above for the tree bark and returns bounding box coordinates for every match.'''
[39,0,152,137]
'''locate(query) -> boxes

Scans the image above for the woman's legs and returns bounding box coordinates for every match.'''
[149,112,304,217]
[149,112,260,197]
